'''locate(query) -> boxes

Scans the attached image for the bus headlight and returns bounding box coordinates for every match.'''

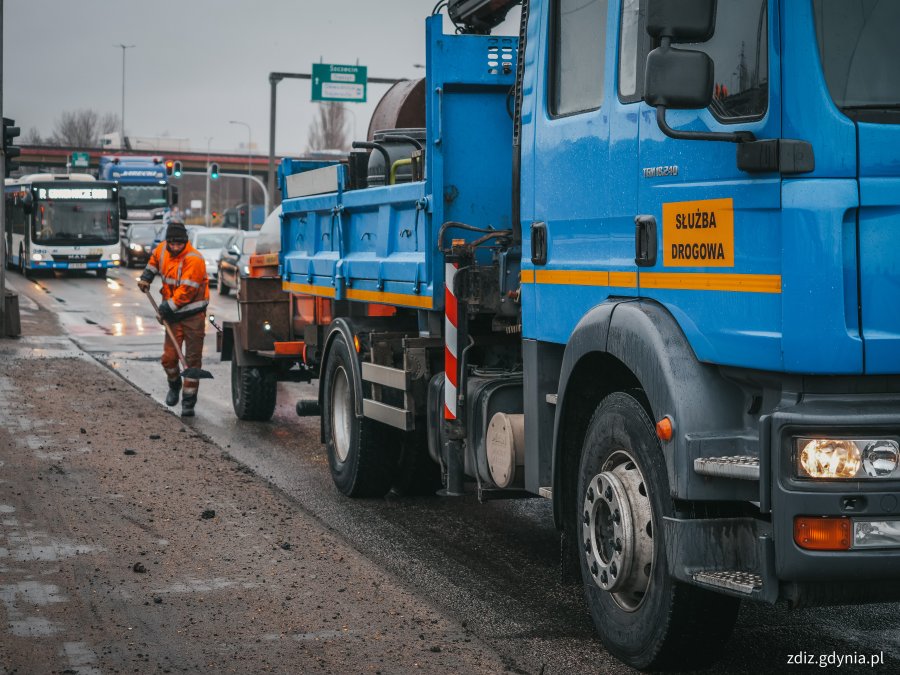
[31,253,43,261]
[796,438,900,479]
[111,253,121,261]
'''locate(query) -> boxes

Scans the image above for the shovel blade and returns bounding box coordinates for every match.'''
[182,368,214,380]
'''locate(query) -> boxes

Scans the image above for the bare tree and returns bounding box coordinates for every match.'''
[306,102,350,152]
[50,109,120,147]
[21,127,43,145]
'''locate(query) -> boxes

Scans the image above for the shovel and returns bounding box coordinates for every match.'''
[143,289,213,380]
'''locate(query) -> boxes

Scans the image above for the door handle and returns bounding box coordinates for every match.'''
[531,221,547,266]
[634,215,657,268]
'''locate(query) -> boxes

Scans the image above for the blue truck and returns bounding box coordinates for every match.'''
[226,0,900,668]
[97,155,177,236]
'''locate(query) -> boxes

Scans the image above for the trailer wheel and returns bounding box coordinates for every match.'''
[577,392,739,671]
[322,334,395,497]
[231,360,277,421]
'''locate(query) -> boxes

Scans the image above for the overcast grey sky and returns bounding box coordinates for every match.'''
[5,1,519,155]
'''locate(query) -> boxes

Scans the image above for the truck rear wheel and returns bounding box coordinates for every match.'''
[577,392,739,670]
[322,334,395,497]
[231,361,277,421]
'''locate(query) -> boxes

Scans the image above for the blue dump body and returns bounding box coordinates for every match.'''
[280,17,516,311]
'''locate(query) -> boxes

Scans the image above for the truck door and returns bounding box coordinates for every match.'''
[521,0,640,344]
[810,0,900,374]
[636,0,786,372]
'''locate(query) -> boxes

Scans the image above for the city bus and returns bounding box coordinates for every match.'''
[4,174,123,278]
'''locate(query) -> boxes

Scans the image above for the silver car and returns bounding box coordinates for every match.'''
[189,227,234,282]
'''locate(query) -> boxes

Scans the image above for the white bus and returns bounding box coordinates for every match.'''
[4,174,123,278]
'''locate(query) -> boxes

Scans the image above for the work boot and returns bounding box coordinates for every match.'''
[165,378,182,407]
[181,393,197,417]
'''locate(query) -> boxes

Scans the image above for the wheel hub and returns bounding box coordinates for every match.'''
[582,453,654,610]
[330,366,352,462]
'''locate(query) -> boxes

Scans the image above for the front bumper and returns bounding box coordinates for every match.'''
[33,260,122,270]
[770,395,900,581]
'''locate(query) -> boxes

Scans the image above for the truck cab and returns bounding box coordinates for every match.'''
[97,155,176,236]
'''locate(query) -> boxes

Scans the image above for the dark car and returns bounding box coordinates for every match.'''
[216,230,258,296]
[120,223,161,268]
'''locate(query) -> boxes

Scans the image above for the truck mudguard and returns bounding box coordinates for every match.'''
[551,300,748,529]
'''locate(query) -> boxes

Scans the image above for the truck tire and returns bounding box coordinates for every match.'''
[231,361,277,421]
[322,334,395,497]
[217,273,230,296]
[96,268,108,279]
[577,392,739,671]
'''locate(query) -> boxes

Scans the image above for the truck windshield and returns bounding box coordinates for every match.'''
[813,0,900,122]
[120,185,168,209]
[33,200,118,246]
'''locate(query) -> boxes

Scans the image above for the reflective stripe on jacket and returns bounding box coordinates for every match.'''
[140,242,209,319]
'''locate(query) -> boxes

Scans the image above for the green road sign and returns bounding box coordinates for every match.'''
[70,152,90,168]
[311,63,367,103]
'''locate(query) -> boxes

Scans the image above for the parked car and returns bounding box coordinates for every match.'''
[216,230,259,296]
[120,223,161,268]
[189,227,234,282]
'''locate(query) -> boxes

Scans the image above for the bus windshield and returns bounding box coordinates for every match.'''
[119,184,168,209]
[33,199,118,246]
[813,0,900,122]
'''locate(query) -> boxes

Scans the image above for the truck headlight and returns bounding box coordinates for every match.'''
[796,438,900,480]
[242,265,250,275]
[130,243,141,251]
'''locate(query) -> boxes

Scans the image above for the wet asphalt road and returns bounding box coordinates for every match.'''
[6,266,900,674]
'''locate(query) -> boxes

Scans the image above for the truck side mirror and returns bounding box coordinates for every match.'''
[644,45,713,110]
[647,0,716,43]
[119,196,128,220]
[643,0,755,145]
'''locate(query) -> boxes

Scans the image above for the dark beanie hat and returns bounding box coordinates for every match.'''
[165,221,188,242]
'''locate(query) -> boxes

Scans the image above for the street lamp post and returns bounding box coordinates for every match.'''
[115,44,135,146]
[205,136,214,226]
[229,120,252,229]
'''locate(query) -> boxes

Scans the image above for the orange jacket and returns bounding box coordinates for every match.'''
[141,241,209,319]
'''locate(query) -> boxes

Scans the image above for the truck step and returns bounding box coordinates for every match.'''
[693,455,760,480]
[363,398,413,431]
[692,570,763,595]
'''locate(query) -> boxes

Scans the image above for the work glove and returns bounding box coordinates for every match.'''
[137,279,151,293]
[157,301,177,323]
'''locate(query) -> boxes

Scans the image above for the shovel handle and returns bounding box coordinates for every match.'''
[143,289,190,372]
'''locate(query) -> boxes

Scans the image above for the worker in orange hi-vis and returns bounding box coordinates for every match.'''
[137,221,209,417]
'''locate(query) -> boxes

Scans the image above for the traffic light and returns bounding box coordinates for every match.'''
[165,159,174,175]
[3,117,21,178]
[173,160,183,178]
[209,162,219,180]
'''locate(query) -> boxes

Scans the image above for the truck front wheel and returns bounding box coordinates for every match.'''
[231,361,277,421]
[577,392,739,670]
[322,334,395,497]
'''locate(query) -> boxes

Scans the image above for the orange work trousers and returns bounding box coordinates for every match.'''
[161,312,206,394]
